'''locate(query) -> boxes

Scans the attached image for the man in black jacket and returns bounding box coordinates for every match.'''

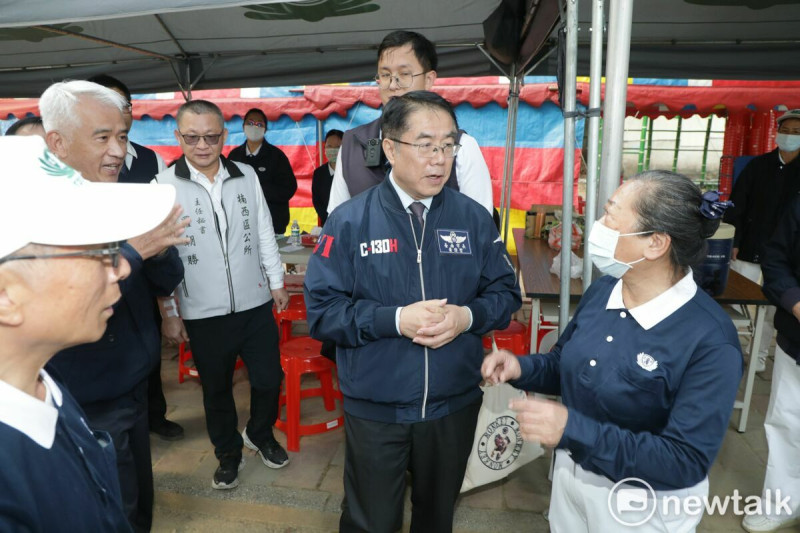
[311,129,343,225]
[228,108,297,234]
[725,109,800,372]
[743,195,800,532]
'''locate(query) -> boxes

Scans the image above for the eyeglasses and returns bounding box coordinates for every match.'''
[374,72,427,89]
[122,102,133,113]
[245,120,266,129]
[390,139,461,159]
[178,132,223,145]
[0,242,123,268]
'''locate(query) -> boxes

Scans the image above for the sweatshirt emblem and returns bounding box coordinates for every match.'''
[437,229,472,255]
[636,352,658,372]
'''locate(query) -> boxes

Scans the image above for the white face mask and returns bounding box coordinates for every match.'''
[776,133,800,153]
[244,125,265,143]
[325,147,339,164]
[588,220,650,278]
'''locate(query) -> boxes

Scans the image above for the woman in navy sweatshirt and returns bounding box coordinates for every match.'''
[483,170,742,533]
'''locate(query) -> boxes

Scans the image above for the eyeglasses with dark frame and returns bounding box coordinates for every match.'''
[177,132,223,146]
[390,138,461,159]
[374,72,428,89]
[0,242,124,268]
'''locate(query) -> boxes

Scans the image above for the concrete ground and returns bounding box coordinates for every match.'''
[150,330,799,533]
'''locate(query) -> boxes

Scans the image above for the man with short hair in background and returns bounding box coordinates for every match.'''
[155,100,290,491]
[326,30,494,217]
[40,80,188,532]
[312,128,343,226]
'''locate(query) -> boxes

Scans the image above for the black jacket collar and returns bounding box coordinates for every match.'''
[173,154,245,180]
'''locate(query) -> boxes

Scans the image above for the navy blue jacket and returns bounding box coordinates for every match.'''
[0,380,130,532]
[513,276,742,490]
[49,245,183,405]
[762,195,800,360]
[304,179,521,424]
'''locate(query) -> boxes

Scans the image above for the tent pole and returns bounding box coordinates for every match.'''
[500,68,521,245]
[317,119,324,166]
[598,0,633,212]
[559,0,578,331]
[582,0,604,291]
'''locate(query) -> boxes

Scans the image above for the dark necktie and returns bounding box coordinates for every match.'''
[409,201,425,236]
[118,162,130,183]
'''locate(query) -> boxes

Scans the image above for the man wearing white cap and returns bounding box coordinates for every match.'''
[39,80,189,532]
[725,109,800,373]
[0,135,176,531]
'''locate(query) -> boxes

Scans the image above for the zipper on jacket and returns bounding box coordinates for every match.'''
[196,184,236,313]
[408,213,429,419]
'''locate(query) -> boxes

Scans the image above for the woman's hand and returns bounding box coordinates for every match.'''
[481,349,522,384]
[510,396,568,447]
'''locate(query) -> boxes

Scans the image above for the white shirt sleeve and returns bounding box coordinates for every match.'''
[455,133,494,215]
[248,166,284,290]
[327,148,352,215]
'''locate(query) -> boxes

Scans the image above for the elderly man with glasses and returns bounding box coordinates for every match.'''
[326,30,494,218]
[0,135,177,532]
[154,100,290,491]
[305,91,521,533]
[40,80,188,533]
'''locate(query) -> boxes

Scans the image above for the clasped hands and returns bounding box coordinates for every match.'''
[399,298,470,349]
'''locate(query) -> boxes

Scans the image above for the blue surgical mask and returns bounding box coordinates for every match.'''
[776,133,800,153]
[588,220,650,278]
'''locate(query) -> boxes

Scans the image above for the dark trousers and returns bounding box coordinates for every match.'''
[340,399,481,533]
[147,304,168,425]
[147,357,168,424]
[183,303,284,460]
[82,380,153,533]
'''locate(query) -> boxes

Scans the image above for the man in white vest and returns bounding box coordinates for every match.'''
[155,99,290,491]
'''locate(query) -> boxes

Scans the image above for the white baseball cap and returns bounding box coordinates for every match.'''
[0,136,176,259]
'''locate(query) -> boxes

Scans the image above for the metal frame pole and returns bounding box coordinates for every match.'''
[582,0,604,291]
[598,0,633,211]
[559,0,578,330]
[499,69,521,245]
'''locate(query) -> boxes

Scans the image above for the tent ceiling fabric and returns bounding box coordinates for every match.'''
[528,0,800,81]
[1,0,799,97]
[0,0,503,97]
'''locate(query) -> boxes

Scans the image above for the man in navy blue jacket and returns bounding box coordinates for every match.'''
[304,91,521,533]
[40,80,189,532]
[0,135,178,532]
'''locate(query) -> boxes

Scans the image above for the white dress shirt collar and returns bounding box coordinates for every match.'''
[606,270,697,330]
[0,369,64,449]
[388,171,432,214]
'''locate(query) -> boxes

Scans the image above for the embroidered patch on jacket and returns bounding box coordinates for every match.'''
[437,229,472,255]
[636,352,658,372]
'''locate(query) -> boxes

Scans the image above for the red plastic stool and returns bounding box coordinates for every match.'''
[178,342,243,383]
[274,294,307,343]
[482,320,531,355]
[274,337,343,452]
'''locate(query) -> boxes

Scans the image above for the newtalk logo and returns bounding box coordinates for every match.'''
[608,477,792,527]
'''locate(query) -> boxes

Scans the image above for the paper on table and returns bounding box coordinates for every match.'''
[279,244,305,253]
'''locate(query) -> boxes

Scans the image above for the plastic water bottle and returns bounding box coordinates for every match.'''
[290,220,300,244]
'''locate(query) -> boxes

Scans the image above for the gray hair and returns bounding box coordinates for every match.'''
[39,80,126,134]
[176,100,224,128]
[629,170,720,271]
